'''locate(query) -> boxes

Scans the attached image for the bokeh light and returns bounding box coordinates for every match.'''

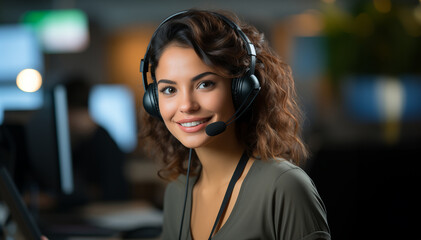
[16,68,42,92]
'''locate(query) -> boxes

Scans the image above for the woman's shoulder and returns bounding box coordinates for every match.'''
[251,158,306,179]
[250,159,317,193]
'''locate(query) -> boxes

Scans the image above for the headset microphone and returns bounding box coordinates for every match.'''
[205,121,226,136]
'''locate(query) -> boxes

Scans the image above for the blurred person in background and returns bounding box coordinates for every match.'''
[59,74,130,209]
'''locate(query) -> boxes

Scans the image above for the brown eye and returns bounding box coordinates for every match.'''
[160,86,177,95]
[198,81,215,89]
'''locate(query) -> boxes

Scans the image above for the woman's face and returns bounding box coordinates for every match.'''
[155,45,236,149]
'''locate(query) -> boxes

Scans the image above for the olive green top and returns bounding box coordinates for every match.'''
[162,159,331,240]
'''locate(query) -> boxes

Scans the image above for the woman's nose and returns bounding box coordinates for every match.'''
[179,92,199,113]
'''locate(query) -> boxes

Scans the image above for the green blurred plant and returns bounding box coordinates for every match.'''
[321,0,421,86]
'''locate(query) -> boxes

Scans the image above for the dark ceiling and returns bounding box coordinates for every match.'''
[1,0,326,32]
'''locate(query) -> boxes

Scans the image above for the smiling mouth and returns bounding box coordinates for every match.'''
[179,118,210,127]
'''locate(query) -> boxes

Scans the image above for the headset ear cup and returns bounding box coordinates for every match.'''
[231,77,241,109]
[143,83,161,119]
[232,73,260,110]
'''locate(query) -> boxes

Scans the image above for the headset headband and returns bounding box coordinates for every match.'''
[140,10,257,89]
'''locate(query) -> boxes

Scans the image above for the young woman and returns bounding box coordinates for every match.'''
[139,9,330,240]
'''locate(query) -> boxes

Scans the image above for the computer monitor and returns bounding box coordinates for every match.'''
[25,85,74,195]
[0,24,43,83]
[0,24,44,125]
[88,84,137,153]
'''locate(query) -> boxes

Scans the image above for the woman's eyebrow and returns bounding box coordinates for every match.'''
[191,72,217,82]
[157,79,175,85]
[157,72,217,85]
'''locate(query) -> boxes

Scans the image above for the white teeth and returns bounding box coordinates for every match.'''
[180,120,206,127]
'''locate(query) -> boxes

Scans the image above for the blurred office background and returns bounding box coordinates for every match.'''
[0,0,420,239]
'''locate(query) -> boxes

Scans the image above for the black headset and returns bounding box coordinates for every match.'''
[140,10,260,121]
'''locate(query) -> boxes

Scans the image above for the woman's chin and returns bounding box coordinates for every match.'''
[178,134,212,149]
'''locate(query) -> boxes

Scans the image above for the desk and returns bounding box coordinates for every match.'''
[40,200,163,240]
[66,238,160,240]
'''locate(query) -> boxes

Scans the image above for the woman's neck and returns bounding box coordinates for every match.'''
[194,136,245,186]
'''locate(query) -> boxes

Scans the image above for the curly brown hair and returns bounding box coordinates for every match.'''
[139,9,308,181]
